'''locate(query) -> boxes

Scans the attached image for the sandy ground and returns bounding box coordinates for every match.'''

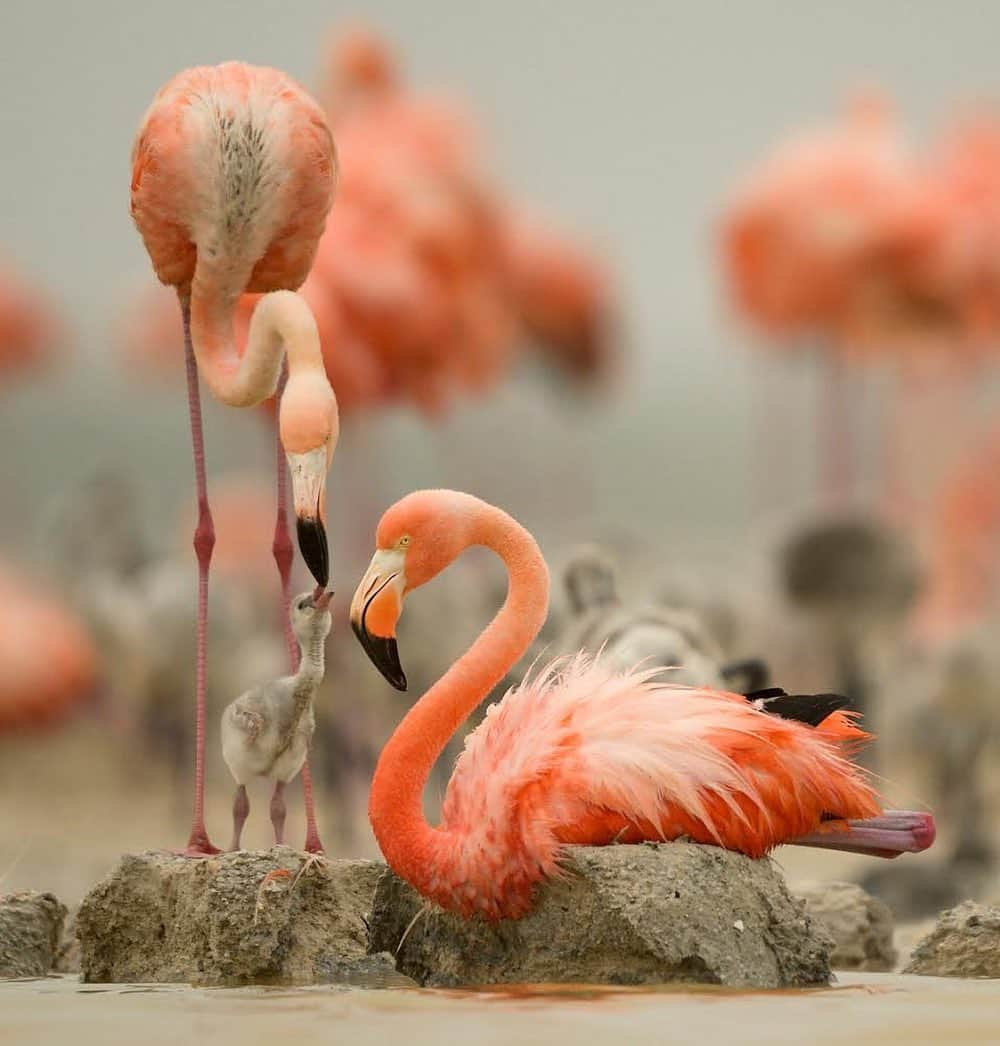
[2,973,999,1046]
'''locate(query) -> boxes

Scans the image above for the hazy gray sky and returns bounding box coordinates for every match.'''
[4,1,1000,562]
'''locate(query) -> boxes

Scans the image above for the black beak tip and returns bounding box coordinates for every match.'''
[352,619,407,691]
[296,517,329,588]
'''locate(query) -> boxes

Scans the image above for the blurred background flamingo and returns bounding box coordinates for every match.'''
[0,257,59,386]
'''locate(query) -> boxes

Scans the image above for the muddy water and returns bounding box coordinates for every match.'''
[2,973,998,1046]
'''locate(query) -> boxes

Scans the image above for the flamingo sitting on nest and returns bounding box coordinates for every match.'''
[130,62,339,854]
[350,490,935,921]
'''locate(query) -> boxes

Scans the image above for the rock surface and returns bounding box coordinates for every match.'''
[860,860,982,922]
[53,907,79,974]
[77,848,407,986]
[369,842,832,988]
[0,892,67,979]
[795,881,896,971]
[905,902,1000,978]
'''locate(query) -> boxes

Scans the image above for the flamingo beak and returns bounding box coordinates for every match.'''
[351,549,407,691]
[287,448,329,587]
[311,587,333,612]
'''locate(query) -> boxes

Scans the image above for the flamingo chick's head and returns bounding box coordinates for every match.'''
[280,372,339,589]
[290,587,334,644]
[350,490,481,690]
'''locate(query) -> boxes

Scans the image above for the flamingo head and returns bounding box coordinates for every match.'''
[280,374,340,588]
[350,490,478,690]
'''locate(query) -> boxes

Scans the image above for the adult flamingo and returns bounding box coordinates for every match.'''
[350,490,935,921]
[130,63,339,855]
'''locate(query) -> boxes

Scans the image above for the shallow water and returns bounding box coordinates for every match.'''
[2,973,998,1046]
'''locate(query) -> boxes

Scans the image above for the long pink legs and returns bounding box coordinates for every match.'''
[273,362,325,854]
[181,298,221,856]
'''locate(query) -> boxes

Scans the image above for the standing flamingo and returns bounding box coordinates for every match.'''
[350,490,935,921]
[720,94,911,508]
[130,63,339,854]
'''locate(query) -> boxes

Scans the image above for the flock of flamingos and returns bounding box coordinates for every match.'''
[18,26,1000,920]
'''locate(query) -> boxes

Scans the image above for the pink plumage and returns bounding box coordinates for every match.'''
[421,656,877,919]
[130,62,334,297]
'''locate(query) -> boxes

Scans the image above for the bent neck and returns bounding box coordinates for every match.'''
[368,505,550,884]
[187,252,325,408]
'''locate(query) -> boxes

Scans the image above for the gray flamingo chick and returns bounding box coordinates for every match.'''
[221,589,332,850]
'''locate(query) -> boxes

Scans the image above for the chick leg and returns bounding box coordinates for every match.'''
[229,784,249,851]
[270,780,287,846]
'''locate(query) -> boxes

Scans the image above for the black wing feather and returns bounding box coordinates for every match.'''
[746,688,851,728]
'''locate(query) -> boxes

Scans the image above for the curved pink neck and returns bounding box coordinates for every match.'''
[368,505,550,891]
[187,253,325,408]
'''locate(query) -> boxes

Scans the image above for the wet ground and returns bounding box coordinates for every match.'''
[3,972,999,1046]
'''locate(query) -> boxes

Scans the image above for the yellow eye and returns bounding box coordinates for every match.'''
[397,535,411,549]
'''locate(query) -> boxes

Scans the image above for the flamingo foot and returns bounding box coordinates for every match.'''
[182,826,222,858]
[291,852,326,887]
[303,828,325,855]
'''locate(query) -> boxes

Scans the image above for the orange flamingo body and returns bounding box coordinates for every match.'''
[131,63,333,305]
[351,491,934,921]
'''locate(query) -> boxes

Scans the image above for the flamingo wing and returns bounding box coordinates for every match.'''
[439,656,880,919]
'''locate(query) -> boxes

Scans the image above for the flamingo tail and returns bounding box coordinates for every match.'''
[790,810,936,859]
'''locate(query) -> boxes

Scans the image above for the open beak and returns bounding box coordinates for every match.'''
[350,549,407,691]
[287,449,329,587]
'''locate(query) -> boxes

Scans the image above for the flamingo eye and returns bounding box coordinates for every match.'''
[297,597,309,611]
[397,535,411,549]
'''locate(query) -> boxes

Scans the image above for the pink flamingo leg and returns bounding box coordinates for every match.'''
[182,298,221,857]
[273,362,325,855]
